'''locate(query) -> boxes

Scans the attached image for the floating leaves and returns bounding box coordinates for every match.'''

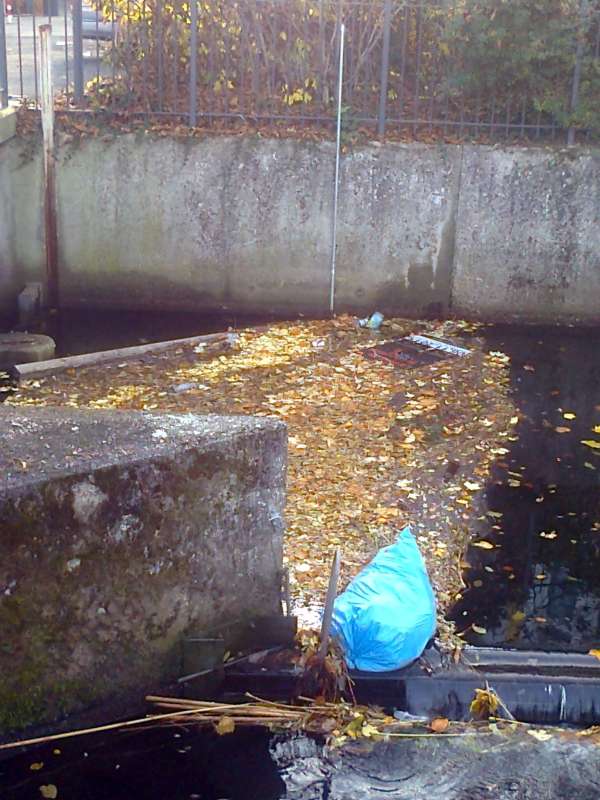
[39,787,58,800]
[469,688,499,719]
[526,729,552,742]
[430,717,450,733]
[8,316,517,637]
[471,624,487,635]
[215,716,236,735]
[581,440,600,450]
[472,540,494,550]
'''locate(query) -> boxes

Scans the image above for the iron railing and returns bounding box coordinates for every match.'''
[1,0,600,144]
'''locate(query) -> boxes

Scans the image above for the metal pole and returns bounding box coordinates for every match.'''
[72,0,84,102]
[568,0,588,146]
[189,0,198,126]
[329,22,345,317]
[0,0,8,109]
[40,24,59,311]
[318,549,341,659]
[377,0,392,138]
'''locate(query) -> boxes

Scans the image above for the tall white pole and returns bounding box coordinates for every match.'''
[40,24,59,310]
[329,22,345,316]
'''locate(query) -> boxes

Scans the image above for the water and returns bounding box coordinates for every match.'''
[0,726,284,800]
[2,309,277,359]
[450,326,600,652]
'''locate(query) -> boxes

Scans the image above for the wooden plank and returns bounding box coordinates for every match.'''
[15,331,230,379]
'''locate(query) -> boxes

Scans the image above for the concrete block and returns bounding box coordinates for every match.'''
[0,408,286,735]
[0,107,17,146]
[17,282,43,327]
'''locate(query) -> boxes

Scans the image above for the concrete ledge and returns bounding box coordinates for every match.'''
[0,107,17,146]
[0,408,287,736]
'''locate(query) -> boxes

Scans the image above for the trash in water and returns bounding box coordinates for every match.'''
[171,381,202,394]
[365,334,470,368]
[358,311,384,330]
[331,527,436,672]
[407,334,470,358]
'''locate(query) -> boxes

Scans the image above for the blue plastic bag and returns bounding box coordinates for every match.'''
[331,527,436,672]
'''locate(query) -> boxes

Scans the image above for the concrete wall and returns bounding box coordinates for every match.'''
[0,407,286,735]
[1,130,599,323]
[0,130,45,318]
[452,146,600,323]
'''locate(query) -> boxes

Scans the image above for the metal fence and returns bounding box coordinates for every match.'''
[1,0,600,143]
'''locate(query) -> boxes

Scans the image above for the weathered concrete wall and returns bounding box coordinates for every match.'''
[52,136,460,318]
[0,407,286,735]
[337,144,460,315]
[1,132,599,323]
[0,132,44,318]
[452,146,600,323]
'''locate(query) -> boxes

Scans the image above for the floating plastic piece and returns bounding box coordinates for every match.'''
[407,334,470,357]
[358,311,384,330]
[331,527,436,672]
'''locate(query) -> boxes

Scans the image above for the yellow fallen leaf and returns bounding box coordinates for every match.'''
[361,723,381,738]
[593,425,600,434]
[589,649,600,660]
[554,426,571,434]
[464,481,482,491]
[563,412,576,420]
[470,688,498,718]
[527,729,552,742]
[215,716,236,735]
[472,540,494,549]
[582,440,600,449]
[30,763,44,771]
[39,787,58,800]
[430,717,450,733]
[472,624,487,635]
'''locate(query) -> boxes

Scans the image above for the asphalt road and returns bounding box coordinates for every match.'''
[5,14,109,102]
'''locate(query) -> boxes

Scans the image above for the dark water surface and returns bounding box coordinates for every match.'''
[0,726,284,800]
[450,325,600,651]
[0,309,281,359]
[45,310,276,357]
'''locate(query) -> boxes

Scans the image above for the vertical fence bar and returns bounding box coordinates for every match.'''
[377,0,392,138]
[568,0,588,146]
[413,4,423,135]
[157,6,164,110]
[72,0,84,102]
[39,24,59,311]
[329,22,345,316]
[33,9,39,105]
[398,5,408,127]
[0,0,7,109]
[141,0,148,115]
[189,0,198,125]
[16,4,24,98]
[63,0,69,104]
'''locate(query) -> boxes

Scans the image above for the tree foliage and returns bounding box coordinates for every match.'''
[88,0,600,139]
